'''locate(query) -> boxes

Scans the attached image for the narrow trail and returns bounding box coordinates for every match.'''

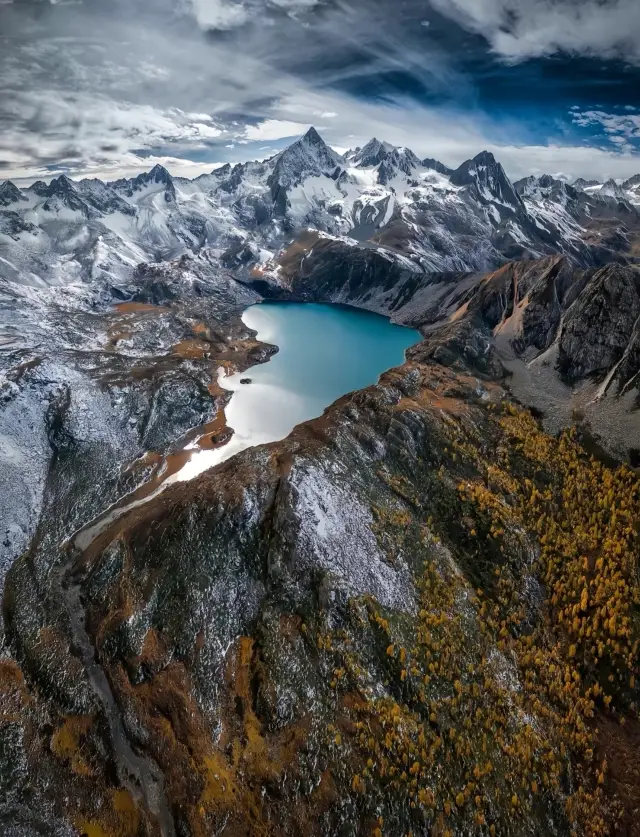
[61,569,176,837]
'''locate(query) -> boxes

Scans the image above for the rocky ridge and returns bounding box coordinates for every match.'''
[2,128,640,300]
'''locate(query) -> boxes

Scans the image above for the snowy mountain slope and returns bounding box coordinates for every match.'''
[516,174,640,261]
[573,178,600,190]
[0,181,28,208]
[573,175,640,207]
[599,178,628,200]
[1,128,640,294]
[622,174,640,206]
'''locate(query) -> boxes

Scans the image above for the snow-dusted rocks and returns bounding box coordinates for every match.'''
[3,127,639,296]
[351,138,397,168]
[450,150,523,212]
[112,163,177,204]
[572,174,640,207]
[268,126,343,196]
[599,178,629,201]
[573,177,600,190]
[623,174,640,206]
[0,181,27,207]
[289,460,415,612]
[421,156,453,176]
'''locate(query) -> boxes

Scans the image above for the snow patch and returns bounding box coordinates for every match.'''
[290,462,415,613]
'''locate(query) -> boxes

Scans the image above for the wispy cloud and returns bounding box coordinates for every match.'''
[0,0,639,183]
[187,0,250,30]
[430,0,640,64]
[187,0,320,30]
[244,119,311,141]
[571,107,640,153]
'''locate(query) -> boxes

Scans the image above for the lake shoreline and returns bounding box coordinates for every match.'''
[175,300,421,481]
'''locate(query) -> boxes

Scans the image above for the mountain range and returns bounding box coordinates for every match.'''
[2,128,640,837]
[2,127,640,299]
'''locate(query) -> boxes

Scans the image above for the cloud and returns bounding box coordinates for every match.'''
[186,0,320,31]
[430,0,640,64]
[571,109,640,139]
[268,0,319,8]
[483,143,640,182]
[188,0,249,30]
[244,119,311,140]
[0,86,225,177]
[4,79,640,185]
[0,0,638,185]
[570,108,640,154]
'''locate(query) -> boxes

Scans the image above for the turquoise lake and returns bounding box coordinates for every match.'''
[177,302,421,480]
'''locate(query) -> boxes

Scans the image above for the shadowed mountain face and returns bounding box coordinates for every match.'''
[1,130,640,837]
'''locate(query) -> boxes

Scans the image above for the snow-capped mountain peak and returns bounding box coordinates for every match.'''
[350,139,423,184]
[451,150,523,210]
[49,174,77,193]
[514,174,574,201]
[77,178,137,216]
[266,126,344,212]
[112,164,176,203]
[1,127,639,292]
[29,174,78,199]
[25,173,95,216]
[513,175,539,196]
[281,127,340,167]
[148,163,172,181]
[352,137,396,168]
[422,157,453,176]
[268,127,343,185]
[0,181,27,207]
[622,174,640,207]
[600,178,628,200]
[573,177,601,190]
[572,176,639,207]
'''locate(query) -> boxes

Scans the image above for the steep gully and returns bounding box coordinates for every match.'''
[57,564,176,837]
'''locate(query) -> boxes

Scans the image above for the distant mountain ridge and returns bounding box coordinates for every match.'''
[1,127,640,292]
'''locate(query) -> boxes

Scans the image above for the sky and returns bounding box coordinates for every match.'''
[1,0,640,185]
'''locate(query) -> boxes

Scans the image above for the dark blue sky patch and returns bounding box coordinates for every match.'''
[312,6,640,149]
